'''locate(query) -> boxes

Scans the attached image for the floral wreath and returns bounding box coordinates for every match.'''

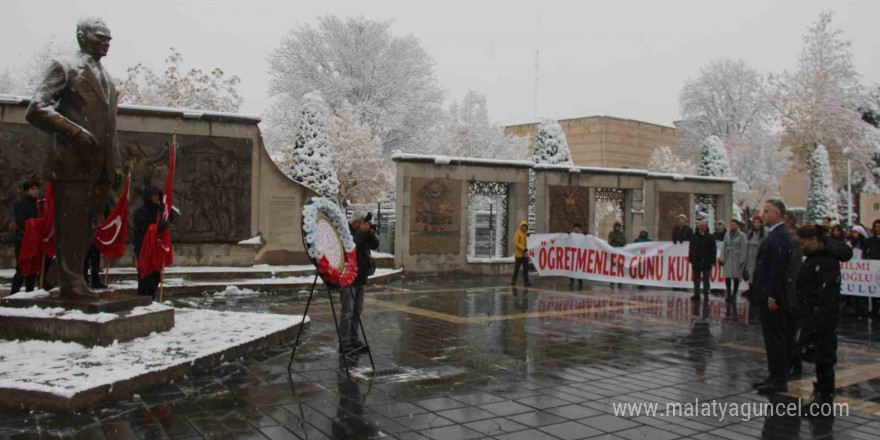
[302,197,358,287]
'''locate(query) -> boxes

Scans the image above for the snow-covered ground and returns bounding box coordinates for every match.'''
[0,308,307,398]
[104,268,403,291]
[0,265,318,279]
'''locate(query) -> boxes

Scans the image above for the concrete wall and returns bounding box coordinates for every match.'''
[394,159,530,274]
[0,97,313,267]
[394,156,735,274]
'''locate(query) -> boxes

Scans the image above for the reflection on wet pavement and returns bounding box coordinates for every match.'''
[2,275,880,439]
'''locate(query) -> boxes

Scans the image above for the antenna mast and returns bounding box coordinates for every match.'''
[533,48,540,121]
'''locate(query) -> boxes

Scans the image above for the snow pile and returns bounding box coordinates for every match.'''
[0,303,174,323]
[213,286,261,297]
[806,144,838,223]
[237,235,263,245]
[371,252,394,259]
[0,308,308,398]
[5,289,51,300]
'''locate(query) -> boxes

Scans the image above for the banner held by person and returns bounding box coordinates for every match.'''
[528,233,728,289]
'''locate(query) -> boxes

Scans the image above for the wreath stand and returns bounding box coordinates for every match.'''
[287,276,376,380]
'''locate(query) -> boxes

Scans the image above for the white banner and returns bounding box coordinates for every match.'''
[527,233,729,289]
[527,233,879,297]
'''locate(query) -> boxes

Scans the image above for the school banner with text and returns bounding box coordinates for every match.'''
[528,233,728,289]
[527,233,879,297]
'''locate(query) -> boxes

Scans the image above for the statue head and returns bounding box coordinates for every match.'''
[76,17,112,60]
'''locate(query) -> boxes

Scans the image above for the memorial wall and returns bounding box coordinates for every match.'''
[0,97,315,267]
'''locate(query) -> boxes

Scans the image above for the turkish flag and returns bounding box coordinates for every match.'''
[137,139,176,278]
[18,218,43,276]
[92,174,130,258]
[40,182,55,258]
[136,222,159,278]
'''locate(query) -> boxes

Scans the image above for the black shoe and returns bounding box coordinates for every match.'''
[751,378,772,388]
[691,295,700,301]
[91,280,109,289]
[756,381,788,394]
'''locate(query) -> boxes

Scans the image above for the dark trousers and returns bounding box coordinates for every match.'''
[83,244,101,285]
[785,308,802,371]
[138,272,161,299]
[760,305,789,382]
[692,266,711,298]
[811,315,838,393]
[48,181,110,296]
[340,280,366,347]
[512,257,530,286]
[724,278,741,298]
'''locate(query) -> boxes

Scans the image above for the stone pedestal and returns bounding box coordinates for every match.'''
[0,291,174,346]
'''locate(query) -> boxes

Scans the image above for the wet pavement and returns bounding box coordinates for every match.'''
[2,276,880,439]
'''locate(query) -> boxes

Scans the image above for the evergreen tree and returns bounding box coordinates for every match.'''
[529,119,572,230]
[696,135,734,223]
[289,91,339,198]
[806,144,838,223]
[697,135,733,177]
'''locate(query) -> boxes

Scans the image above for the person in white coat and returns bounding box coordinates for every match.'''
[721,220,747,303]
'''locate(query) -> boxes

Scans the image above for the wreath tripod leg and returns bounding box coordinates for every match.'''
[288,274,319,371]
[327,287,352,380]
[347,284,376,372]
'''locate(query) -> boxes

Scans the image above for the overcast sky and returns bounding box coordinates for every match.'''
[2,0,877,127]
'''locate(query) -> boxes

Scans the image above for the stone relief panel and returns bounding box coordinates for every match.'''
[409,178,461,254]
[0,122,252,243]
[548,185,590,233]
[657,191,690,241]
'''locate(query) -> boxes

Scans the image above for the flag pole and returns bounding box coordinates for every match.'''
[104,258,112,286]
[159,267,165,303]
[38,257,46,290]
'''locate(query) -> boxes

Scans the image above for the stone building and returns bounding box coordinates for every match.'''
[505,115,876,225]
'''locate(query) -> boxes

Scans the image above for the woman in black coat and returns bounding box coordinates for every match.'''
[794,224,852,414]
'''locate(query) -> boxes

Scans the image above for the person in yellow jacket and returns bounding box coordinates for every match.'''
[512,221,531,286]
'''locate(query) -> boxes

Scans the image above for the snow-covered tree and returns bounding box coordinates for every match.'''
[0,37,74,96]
[769,12,869,171]
[327,104,392,204]
[527,119,572,229]
[266,16,444,155]
[289,91,339,198]
[117,48,242,112]
[727,131,792,211]
[648,146,696,174]
[697,136,733,178]
[678,58,773,155]
[806,144,838,223]
[438,91,529,159]
[533,119,573,165]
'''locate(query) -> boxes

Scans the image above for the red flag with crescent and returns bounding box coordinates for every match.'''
[92,173,130,258]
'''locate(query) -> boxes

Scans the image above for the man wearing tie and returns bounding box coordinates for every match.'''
[26,17,123,299]
[750,199,794,394]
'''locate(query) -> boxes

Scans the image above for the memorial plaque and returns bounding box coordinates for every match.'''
[658,192,690,241]
[269,196,299,246]
[548,186,590,233]
[409,178,461,254]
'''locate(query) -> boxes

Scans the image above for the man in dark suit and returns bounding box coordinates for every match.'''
[26,17,122,299]
[689,220,716,301]
[751,199,793,394]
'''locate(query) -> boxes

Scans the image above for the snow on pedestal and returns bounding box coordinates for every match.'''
[0,307,309,411]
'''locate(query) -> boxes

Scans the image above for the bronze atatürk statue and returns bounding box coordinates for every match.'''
[26,17,123,299]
